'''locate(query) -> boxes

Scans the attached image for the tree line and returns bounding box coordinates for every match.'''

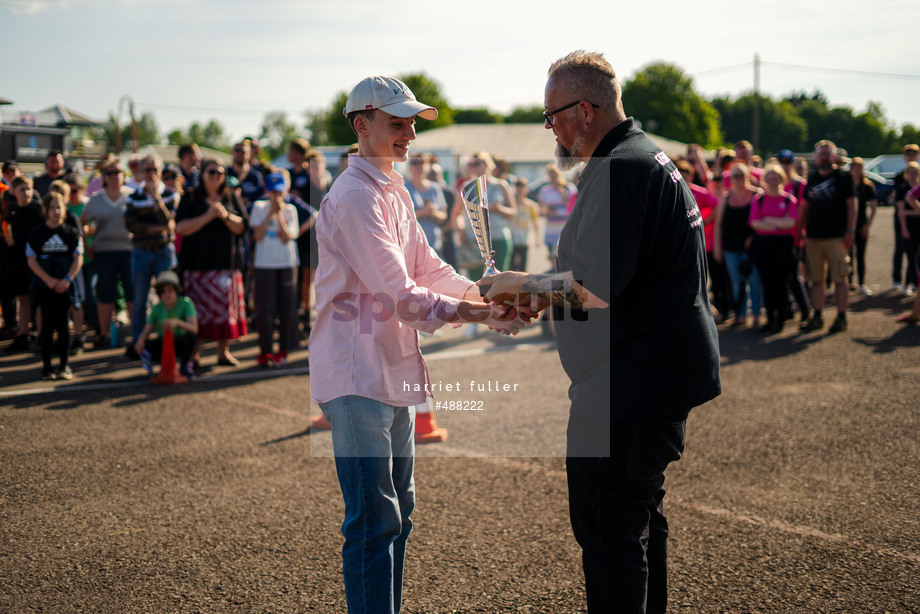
[99,63,920,160]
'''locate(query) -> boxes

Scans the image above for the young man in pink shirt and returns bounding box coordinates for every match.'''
[310,75,526,614]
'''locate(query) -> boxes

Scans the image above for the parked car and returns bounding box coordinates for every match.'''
[863,169,892,204]
[864,154,905,204]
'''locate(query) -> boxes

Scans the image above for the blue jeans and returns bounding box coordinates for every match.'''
[320,396,416,614]
[130,245,176,342]
[723,250,762,318]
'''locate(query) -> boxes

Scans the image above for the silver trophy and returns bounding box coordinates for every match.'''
[461,174,498,296]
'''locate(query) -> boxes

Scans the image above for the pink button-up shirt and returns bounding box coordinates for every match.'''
[310,155,475,406]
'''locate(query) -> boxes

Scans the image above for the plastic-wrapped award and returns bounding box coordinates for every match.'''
[461,174,497,296]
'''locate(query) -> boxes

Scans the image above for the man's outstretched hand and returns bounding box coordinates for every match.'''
[479,272,550,320]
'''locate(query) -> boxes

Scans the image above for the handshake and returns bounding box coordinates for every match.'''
[468,271,552,337]
[466,270,608,335]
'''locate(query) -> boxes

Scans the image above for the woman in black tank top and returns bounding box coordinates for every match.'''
[713,163,763,328]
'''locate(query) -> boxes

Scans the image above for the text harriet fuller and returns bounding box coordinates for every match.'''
[403,380,520,393]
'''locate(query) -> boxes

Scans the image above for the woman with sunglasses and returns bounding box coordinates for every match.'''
[406,152,448,255]
[175,158,249,368]
[81,160,134,349]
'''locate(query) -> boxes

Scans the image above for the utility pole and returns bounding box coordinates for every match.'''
[753,53,761,154]
[115,95,137,154]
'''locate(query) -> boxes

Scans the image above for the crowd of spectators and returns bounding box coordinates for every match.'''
[0,141,321,379]
[0,140,575,380]
[681,139,920,334]
[8,134,914,381]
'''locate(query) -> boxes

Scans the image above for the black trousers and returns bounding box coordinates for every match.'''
[789,245,811,318]
[893,215,907,284]
[904,230,920,288]
[751,234,795,328]
[706,251,732,317]
[566,413,687,614]
[0,254,16,330]
[37,286,72,371]
[253,267,299,356]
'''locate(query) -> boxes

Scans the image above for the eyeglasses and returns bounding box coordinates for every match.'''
[144,167,158,173]
[104,170,122,176]
[206,168,225,176]
[543,100,599,126]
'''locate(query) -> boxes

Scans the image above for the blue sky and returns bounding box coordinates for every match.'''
[2,0,919,152]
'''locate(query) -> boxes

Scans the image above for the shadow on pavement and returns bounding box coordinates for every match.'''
[259,428,312,446]
[852,324,920,354]
[717,326,823,366]
[3,359,308,412]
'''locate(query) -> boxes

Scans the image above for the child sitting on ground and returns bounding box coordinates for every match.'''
[133,270,198,378]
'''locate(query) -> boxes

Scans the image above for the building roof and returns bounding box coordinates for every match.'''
[38,104,103,127]
[410,122,689,162]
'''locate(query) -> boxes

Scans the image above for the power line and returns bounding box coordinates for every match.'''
[762,61,920,80]
[693,62,753,76]
[692,59,920,81]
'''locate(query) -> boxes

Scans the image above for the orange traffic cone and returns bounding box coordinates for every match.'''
[310,413,332,431]
[151,327,188,385]
[414,398,447,444]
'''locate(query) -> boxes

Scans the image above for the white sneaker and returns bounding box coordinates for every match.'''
[859,284,873,296]
[905,285,916,297]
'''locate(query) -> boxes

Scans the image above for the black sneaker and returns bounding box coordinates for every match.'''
[121,344,140,361]
[5,334,30,353]
[799,316,824,332]
[41,367,57,381]
[69,336,85,356]
[828,314,848,334]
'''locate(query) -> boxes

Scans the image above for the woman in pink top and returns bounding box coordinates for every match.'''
[749,164,798,333]
[897,181,920,322]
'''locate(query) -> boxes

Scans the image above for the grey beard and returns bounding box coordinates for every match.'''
[555,131,587,172]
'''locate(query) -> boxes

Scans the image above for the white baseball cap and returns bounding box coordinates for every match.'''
[343,76,438,121]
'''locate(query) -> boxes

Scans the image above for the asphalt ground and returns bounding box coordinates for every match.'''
[2,206,920,613]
